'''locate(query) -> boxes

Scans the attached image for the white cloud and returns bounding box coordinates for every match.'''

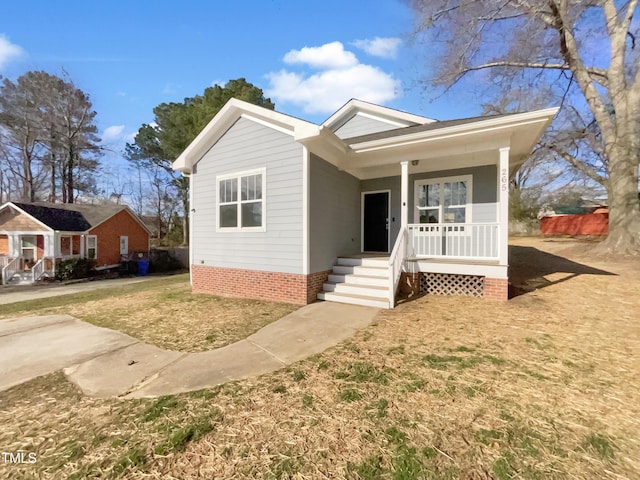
[102,125,125,143]
[0,35,24,70]
[283,41,358,70]
[266,42,400,114]
[352,37,402,59]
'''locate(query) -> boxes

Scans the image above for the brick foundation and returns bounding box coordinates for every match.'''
[191,265,331,305]
[483,277,509,301]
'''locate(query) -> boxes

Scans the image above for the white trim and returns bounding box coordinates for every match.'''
[323,99,435,130]
[361,189,391,253]
[173,98,320,173]
[349,108,560,152]
[215,167,267,233]
[302,146,310,275]
[86,234,97,260]
[188,171,193,285]
[498,147,510,266]
[241,113,295,136]
[413,174,473,224]
[410,260,507,279]
[0,202,54,231]
[355,111,410,127]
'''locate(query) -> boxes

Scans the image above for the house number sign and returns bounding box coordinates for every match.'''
[500,168,508,192]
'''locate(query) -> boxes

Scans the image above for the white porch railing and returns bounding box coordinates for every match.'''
[2,257,20,285]
[407,223,500,261]
[31,257,48,283]
[0,256,11,268]
[388,226,408,308]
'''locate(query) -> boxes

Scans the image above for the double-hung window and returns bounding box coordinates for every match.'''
[414,175,472,224]
[217,168,266,231]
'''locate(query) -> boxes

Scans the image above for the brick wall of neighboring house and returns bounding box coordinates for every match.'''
[0,208,45,231]
[192,265,332,305]
[89,210,149,266]
[36,235,44,259]
[484,277,509,301]
[0,234,8,255]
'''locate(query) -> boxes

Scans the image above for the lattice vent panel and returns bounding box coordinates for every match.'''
[420,273,484,297]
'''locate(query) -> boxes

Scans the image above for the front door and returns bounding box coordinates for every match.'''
[363,191,390,252]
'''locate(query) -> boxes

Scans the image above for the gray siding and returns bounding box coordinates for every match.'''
[309,154,361,272]
[360,165,497,247]
[333,114,404,139]
[191,117,303,273]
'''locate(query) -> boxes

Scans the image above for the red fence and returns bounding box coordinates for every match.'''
[540,213,609,236]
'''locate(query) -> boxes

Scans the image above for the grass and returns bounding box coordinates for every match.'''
[0,273,299,352]
[0,238,639,478]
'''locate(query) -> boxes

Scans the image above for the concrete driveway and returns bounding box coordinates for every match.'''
[0,302,378,398]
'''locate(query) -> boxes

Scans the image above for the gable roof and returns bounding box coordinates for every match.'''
[323,99,436,131]
[2,202,150,233]
[173,98,329,173]
[10,203,92,231]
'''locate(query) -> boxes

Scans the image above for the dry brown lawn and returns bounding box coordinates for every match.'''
[0,274,299,352]
[0,238,639,479]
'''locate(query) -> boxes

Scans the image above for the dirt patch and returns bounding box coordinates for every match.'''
[1,238,639,479]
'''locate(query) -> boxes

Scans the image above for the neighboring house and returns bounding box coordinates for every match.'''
[173,98,557,308]
[0,202,150,285]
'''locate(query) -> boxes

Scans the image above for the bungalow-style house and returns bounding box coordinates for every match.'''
[173,98,557,308]
[0,202,150,285]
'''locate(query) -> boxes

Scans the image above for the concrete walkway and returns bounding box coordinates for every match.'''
[0,276,162,306]
[0,302,378,398]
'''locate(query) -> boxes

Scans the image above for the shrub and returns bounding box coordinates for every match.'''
[55,258,96,281]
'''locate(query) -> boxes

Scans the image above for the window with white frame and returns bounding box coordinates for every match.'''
[217,169,266,231]
[414,175,472,224]
[86,235,97,259]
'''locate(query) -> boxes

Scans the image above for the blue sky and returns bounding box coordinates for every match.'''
[0,0,484,168]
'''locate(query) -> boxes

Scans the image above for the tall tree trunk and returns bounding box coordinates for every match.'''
[599,146,640,254]
[49,156,56,203]
[67,145,74,203]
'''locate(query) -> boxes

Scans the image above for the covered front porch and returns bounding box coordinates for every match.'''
[0,231,96,285]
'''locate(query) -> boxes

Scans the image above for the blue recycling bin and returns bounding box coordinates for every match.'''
[137,259,150,276]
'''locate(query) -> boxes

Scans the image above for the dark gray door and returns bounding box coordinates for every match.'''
[363,192,389,252]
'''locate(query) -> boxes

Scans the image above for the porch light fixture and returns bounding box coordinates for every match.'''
[411,160,419,166]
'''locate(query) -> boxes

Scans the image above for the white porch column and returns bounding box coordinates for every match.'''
[498,147,510,265]
[400,161,409,227]
[44,234,54,257]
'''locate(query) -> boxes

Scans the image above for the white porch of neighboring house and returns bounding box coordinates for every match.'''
[0,231,96,285]
[315,109,557,307]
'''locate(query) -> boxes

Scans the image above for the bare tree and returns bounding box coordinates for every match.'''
[412,0,640,253]
[0,71,101,203]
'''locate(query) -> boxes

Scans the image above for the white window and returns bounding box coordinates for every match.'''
[414,175,472,224]
[216,168,266,231]
[86,235,97,259]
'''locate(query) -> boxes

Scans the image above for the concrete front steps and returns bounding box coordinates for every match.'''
[317,257,391,309]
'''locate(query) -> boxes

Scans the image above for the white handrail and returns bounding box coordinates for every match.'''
[388,226,408,308]
[0,256,11,268]
[2,257,20,285]
[31,257,47,283]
